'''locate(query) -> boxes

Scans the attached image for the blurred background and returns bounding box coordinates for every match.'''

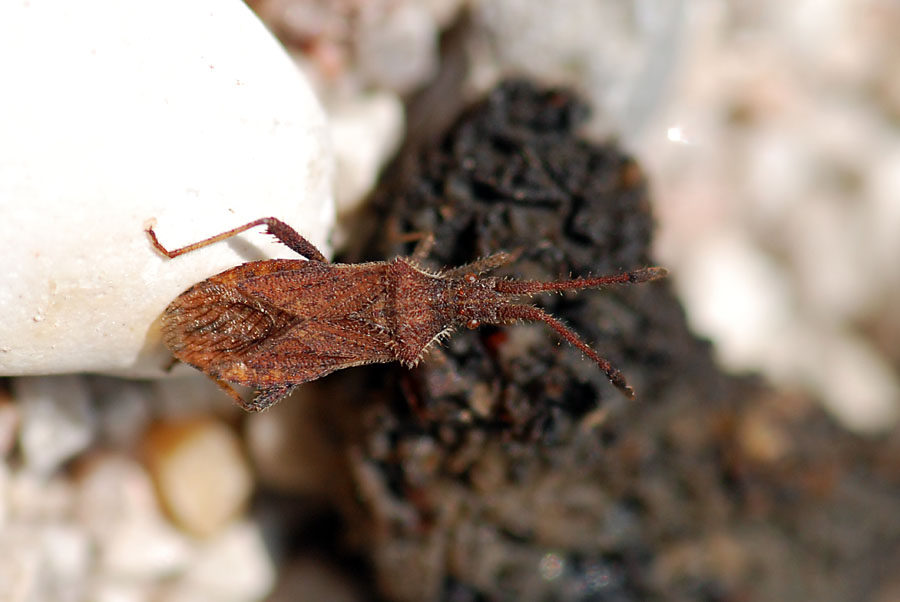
[2,1,899,600]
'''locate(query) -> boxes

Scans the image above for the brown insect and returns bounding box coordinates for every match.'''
[147,217,666,412]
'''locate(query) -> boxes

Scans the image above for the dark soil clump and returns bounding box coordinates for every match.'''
[324,80,900,602]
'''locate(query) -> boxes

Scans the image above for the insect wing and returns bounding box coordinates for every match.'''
[161,281,292,363]
[233,261,387,319]
[229,317,395,387]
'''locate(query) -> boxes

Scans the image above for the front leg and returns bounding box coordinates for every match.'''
[246,385,300,412]
[211,377,249,407]
[211,378,297,412]
[146,217,328,262]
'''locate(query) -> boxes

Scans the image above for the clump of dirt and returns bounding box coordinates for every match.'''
[324,80,900,602]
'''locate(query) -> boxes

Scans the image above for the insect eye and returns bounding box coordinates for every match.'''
[465,273,477,283]
[466,318,480,329]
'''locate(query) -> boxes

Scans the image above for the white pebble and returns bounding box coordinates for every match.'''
[99,517,194,580]
[0,522,90,602]
[330,91,405,215]
[356,3,439,93]
[75,455,166,539]
[75,454,195,580]
[144,419,254,536]
[0,0,334,379]
[14,376,96,477]
[165,521,276,602]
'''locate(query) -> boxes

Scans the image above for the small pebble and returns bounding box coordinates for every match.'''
[14,375,96,477]
[75,454,169,538]
[356,2,439,92]
[143,418,253,536]
[166,521,276,602]
[330,91,405,214]
[99,517,193,580]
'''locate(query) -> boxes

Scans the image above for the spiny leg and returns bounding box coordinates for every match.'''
[146,217,327,262]
[208,367,297,412]
[246,385,299,412]
[498,304,635,399]
[212,377,250,407]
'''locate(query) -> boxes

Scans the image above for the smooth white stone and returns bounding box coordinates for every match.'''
[74,454,195,579]
[0,0,335,378]
[0,523,44,602]
[144,419,254,537]
[472,0,685,140]
[99,518,195,580]
[39,524,92,598]
[14,375,96,477]
[166,521,276,602]
[6,468,75,523]
[356,2,440,93]
[88,580,151,602]
[75,455,165,539]
[331,91,405,215]
[0,462,8,527]
[93,379,153,448]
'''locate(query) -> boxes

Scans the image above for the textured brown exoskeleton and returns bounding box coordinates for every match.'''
[147,217,666,411]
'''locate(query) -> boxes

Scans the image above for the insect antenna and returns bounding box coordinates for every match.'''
[497,304,637,399]
[495,266,667,295]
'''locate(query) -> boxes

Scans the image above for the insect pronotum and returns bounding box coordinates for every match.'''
[147,217,666,412]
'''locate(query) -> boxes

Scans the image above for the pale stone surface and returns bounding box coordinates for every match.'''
[0,522,90,602]
[0,0,335,378]
[144,419,254,537]
[75,455,189,577]
[355,2,440,93]
[640,0,900,432]
[0,469,83,602]
[166,521,277,602]
[99,518,194,580]
[14,375,96,477]
[471,0,686,140]
[0,446,275,602]
[330,91,405,215]
[92,378,153,448]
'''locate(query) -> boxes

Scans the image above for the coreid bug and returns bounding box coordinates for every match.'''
[147,217,666,411]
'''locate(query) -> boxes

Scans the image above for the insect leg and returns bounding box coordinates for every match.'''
[211,377,250,407]
[410,232,435,263]
[442,251,518,278]
[392,231,435,263]
[497,304,635,399]
[246,385,299,412]
[146,217,328,262]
